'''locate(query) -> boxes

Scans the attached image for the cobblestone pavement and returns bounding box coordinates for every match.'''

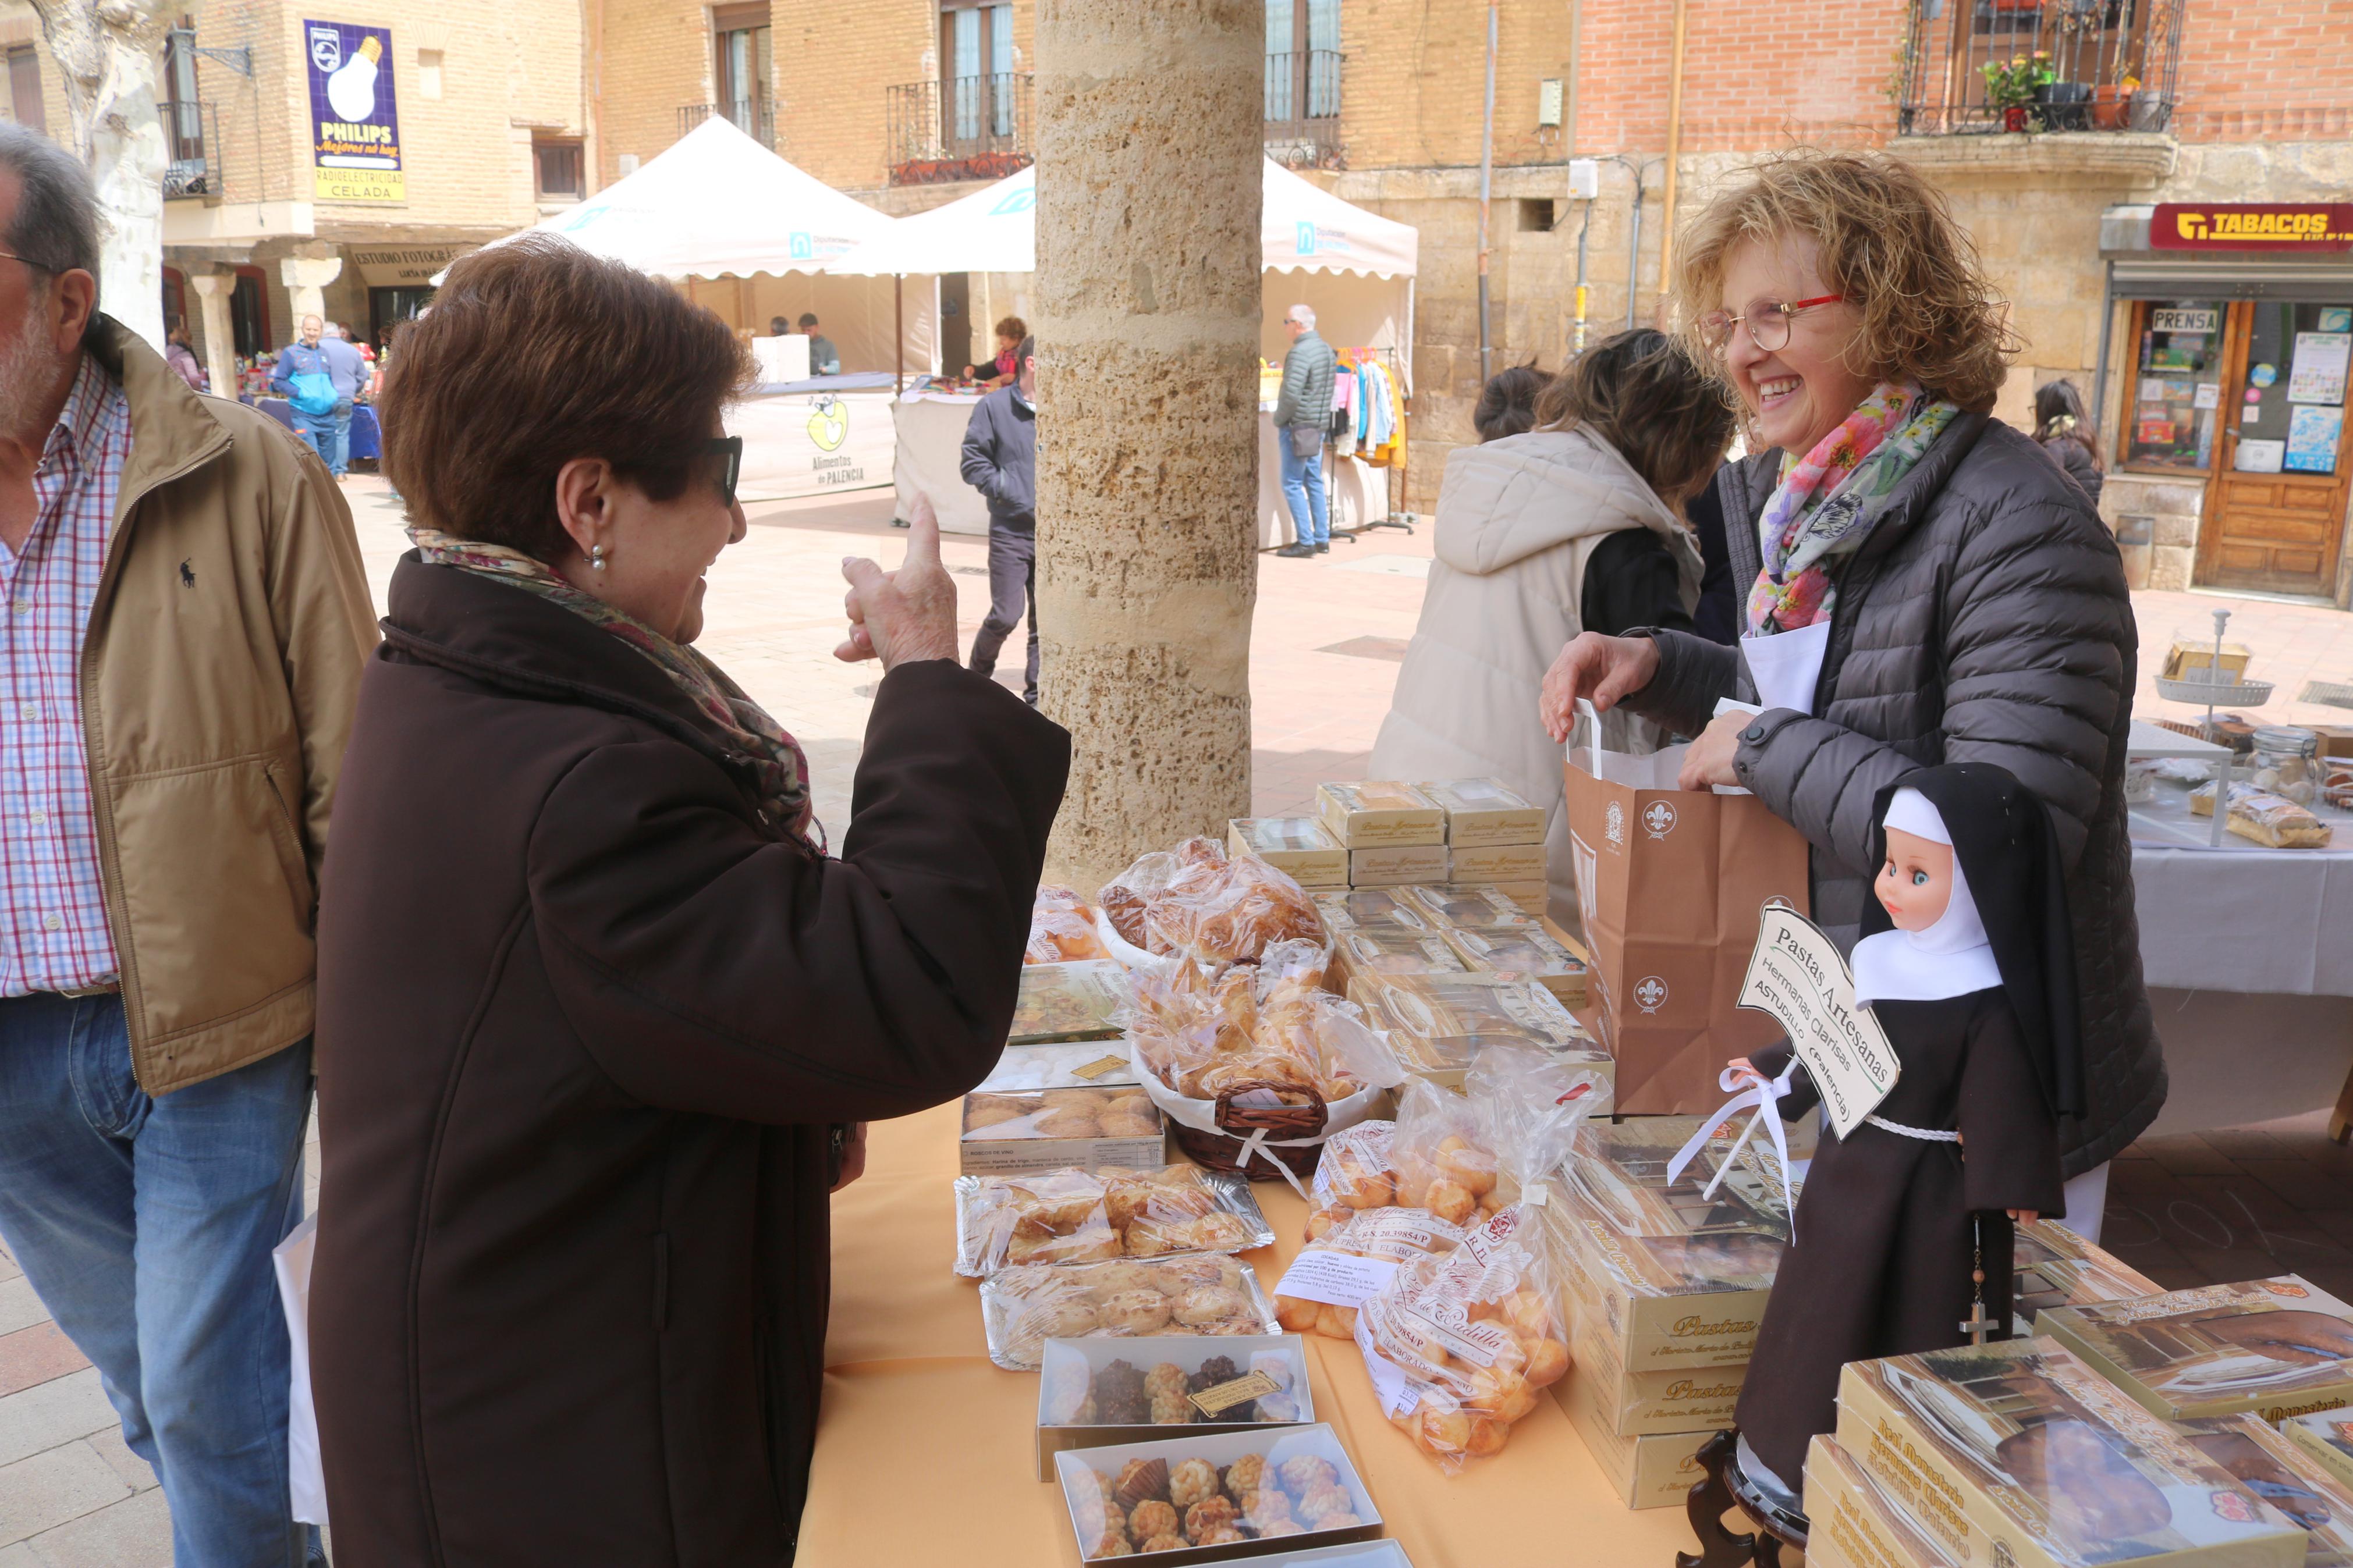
[2,475,2346,1557]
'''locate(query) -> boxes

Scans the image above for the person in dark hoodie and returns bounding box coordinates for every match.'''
[961,333,1041,705]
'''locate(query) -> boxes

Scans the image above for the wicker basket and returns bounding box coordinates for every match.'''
[1169,1078,1330,1181]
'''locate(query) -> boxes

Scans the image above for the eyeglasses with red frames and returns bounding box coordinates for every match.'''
[1698,294,1846,356]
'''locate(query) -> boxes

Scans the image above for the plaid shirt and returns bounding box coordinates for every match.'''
[0,354,128,995]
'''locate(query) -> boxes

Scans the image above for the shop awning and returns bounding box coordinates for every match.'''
[457,117,894,282]
[825,158,1418,279]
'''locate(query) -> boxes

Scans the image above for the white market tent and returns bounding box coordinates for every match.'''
[460,117,937,375]
[826,158,1417,361]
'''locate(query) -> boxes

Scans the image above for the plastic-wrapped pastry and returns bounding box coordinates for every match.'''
[1171,1286,1252,1327]
[1006,1228,1123,1267]
[1097,1290,1174,1335]
[979,1255,1277,1368]
[1027,887,1112,964]
[1111,1456,1169,1510]
[1142,849,1326,967]
[1183,1495,1239,1538]
[955,1165,1274,1277]
[1125,1499,1179,1542]
[1167,1456,1220,1510]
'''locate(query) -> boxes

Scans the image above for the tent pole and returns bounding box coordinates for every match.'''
[895,273,904,394]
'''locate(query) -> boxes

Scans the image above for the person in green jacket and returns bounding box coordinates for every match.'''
[1273,303,1336,557]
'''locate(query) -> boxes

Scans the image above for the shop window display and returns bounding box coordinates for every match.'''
[2123,299,2224,471]
[2235,300,2350,476]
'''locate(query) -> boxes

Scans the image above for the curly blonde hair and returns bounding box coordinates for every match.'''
[1667,150,2019,414]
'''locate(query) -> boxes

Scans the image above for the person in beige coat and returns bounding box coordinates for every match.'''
[1369,329,1733,922]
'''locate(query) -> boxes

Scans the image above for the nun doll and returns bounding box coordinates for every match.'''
[1722,762,2084,1527]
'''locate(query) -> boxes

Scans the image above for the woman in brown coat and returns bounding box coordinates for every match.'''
[308,235,1069,1565]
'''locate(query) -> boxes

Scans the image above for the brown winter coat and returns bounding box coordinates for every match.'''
[80,317,377,1094]
[309,557,1069,1565]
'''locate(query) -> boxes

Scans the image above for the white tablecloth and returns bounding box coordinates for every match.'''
[892,394,992,536]
[730,387,896,503]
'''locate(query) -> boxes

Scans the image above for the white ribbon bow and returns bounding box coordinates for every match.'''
[1663,1063,1800,1245]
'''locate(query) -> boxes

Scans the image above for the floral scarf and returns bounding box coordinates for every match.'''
[410,528,824,849]
[1745,382,1960,635]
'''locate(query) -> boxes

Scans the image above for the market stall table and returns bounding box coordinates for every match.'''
[2126,738,2353,1137]
[798,1102,1698,1567]
[247,396,383,463]
[892,387,993,536]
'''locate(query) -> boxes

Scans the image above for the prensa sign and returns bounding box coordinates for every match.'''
[2149,203,2353,253]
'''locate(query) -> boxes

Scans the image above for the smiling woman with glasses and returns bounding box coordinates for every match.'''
[307,232,1070,1564]
[1538,150,2160,1522]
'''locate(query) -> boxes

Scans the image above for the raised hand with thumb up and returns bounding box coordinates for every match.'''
[836,493,960,669]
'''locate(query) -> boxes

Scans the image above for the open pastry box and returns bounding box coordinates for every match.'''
[1035,1334,1314,1480]
[1053,1422,1382,1565]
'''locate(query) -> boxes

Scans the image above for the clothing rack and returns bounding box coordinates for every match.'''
[1334,342,1415,542]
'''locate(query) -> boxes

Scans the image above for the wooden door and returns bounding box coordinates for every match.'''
[2197,298,2353,598]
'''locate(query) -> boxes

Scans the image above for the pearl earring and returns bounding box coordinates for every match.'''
[590,543,606,571]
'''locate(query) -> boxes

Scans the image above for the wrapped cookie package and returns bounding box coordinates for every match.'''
[960,1087,1167,1176]
[1229,817,1348,888]
[1432,922,1588,1007]
[1312,888,1436,936]
[1055,1421,1383,1563]
[1031,886,1115,964]
[1035,1334,1314,1478]
[1316,781,1445,849]
[1836,1336,2306,1568]
[1410,778,1544,848]
[1007,960,1133,1046]
[1347,973,1601,1091]
[954,1164,1276,1278]
[2034,1275,2353,1423]
[981,1253,1281,1370]
[975,1040,1142,1094]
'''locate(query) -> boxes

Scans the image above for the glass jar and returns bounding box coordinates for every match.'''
[2250,726,2320,805]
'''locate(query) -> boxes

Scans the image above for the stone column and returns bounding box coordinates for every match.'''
[187,269,237,398]
[279,255,343,329]
[1032,0,1263,889]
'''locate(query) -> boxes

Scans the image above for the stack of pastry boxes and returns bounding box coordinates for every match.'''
[1803,1272,2353,1568]
[1539,1116,1796,1508]
[1312,779,1546,906]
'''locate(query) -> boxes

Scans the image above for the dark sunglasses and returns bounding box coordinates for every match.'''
[701,436,742,507]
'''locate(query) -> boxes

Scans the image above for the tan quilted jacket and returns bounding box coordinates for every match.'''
[80,317,377,1093]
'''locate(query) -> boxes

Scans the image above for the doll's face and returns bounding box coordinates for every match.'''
[1875,826,1954,933]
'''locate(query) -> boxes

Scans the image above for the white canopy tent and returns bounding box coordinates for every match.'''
[831,159,1418,543]
[456,118,937,376]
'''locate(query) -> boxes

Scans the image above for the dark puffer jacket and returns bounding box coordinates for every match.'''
[1624,413,2161,1177]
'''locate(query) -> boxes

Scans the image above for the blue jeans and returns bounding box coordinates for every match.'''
[290,402,352,476]
[0,995,315,1567]
[1279,432,1330,546]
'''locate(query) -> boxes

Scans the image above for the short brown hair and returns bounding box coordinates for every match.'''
[1536,329,1734,507]
[994,314,1027,343]
[1667,150,2019,414]
[380,235,749,562]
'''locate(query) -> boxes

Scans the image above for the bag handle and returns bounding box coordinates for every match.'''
[1571,698,1626,763]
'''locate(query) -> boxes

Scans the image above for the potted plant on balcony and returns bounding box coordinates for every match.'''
[1981,52,2056,131]
[2092,75,2139,130]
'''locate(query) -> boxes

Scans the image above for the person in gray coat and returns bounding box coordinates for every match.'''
[1273,303,1337,556]
[1539,151,2158,1239]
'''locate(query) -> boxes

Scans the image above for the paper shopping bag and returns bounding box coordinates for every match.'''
[272,1213,329,1528]
[1563,712,1811,1114]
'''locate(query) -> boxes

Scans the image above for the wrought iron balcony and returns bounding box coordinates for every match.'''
[1265,48,1343,169]
[678,98,774,148]
[1895,0,2182,136]
[162,100,216,199]
[886,73,1033,186]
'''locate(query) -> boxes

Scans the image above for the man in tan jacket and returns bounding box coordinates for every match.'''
[0,126,373,1565]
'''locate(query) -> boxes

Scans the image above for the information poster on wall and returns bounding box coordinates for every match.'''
[306,20,402,202]
[2287,406,2344,474]
[2287,332,2350,406]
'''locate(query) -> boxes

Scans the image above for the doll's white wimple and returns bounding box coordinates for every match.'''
[1720,762,2086,1534]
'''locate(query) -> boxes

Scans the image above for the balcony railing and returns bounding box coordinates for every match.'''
[1265,49,1343,169]
[1896,0,2183,136]
[886,73,1033,186]
[679,98,774,148]
[162,100,215,198]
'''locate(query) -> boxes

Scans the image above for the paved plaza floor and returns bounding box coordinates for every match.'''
[2,474,2349,1558]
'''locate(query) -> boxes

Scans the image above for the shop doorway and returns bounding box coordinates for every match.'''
[2199,300,2353,598]
[368,286,434,355]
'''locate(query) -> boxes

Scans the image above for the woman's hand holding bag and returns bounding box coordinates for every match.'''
[1539,631,1659,742]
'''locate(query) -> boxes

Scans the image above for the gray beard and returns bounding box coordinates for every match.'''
[0,296,70,444]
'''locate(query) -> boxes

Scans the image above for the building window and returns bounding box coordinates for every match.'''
[939,2,1014,144]
[534,138,584,203]
[6,44,44,134]
[161,27,208,198]
[417,48,443,99]
[1264,0,1340,168]
[713,3,771,145]
[2121,299,2224,472]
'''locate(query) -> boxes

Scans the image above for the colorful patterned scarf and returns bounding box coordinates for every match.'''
[1745,383,1960,635]
[410,529,824,849]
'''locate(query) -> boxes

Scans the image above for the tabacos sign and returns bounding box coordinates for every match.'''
[2150,203,2353,253]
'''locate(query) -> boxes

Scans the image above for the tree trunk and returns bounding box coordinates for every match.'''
[31,0,173,347]
[1032,0,1264,891]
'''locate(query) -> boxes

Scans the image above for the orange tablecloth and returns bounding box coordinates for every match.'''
[796,1103,1699,1567]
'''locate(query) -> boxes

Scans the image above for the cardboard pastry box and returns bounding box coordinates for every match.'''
[1316,782,1445,849]
[2035,1275,2353,1424]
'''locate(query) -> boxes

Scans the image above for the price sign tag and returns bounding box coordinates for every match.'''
[1070,1054,1129,1081]
[1736,905,1900,1139]
[1187,1371,1280,1420]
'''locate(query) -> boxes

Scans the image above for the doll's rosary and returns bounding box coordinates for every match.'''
[1960,1217,1996,1345]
